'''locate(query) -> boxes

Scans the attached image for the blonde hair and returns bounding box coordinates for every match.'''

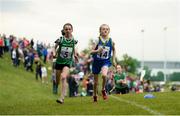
[99,24,110,36]
[99,24,110,32]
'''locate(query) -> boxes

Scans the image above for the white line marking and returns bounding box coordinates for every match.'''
[110,95,163,115]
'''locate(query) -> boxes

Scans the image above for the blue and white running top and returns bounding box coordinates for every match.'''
[92,37,113,74]
[93,37,113,61]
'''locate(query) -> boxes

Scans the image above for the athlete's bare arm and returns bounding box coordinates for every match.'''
[112,41,117,67]
[90,41,103,54]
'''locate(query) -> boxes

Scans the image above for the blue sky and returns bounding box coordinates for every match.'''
[0,0,179,61]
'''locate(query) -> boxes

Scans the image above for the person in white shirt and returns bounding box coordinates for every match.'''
[41,64,48,84]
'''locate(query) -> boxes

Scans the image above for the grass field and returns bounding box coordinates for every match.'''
[0,53,180,115]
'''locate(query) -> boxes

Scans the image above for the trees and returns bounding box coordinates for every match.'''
[169,72,180,81]
[143,66,151,80]
[150,71,164,81]
[117,54,140,74]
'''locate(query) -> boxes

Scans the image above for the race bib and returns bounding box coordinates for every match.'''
[97,46,110,59]
[60,47,73,59]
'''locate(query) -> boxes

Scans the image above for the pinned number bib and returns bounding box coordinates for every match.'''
[97,46,110,59]
[60,47,73,59]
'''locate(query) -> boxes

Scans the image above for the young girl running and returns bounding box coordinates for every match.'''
[55,23,78,104]
[91,24,116,102]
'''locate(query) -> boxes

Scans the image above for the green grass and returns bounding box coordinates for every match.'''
[0,53,180,115]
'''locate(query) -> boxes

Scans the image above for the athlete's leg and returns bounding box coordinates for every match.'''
[55,69,61,95]
[60,66,69,101]
[101,66,109,90]
[93,74,98,102]
[93,74,99,97]
[101,65,109,99]
[92,61,101,102]
[56,69,61,85]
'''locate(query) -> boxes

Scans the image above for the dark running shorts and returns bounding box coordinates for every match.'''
[55,63,70,70]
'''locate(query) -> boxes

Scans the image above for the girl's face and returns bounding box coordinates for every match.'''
[116,65,122,73]
[63,25,73,37]
[100,25,110,37]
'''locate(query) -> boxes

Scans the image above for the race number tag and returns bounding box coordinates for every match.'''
[60,47,73,59]
[97,46,110,59]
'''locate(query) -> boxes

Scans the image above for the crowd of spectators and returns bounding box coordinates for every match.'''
[0,33,169,98]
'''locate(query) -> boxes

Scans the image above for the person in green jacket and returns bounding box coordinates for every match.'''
[114,64,129,94]
[55,23,78,104]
